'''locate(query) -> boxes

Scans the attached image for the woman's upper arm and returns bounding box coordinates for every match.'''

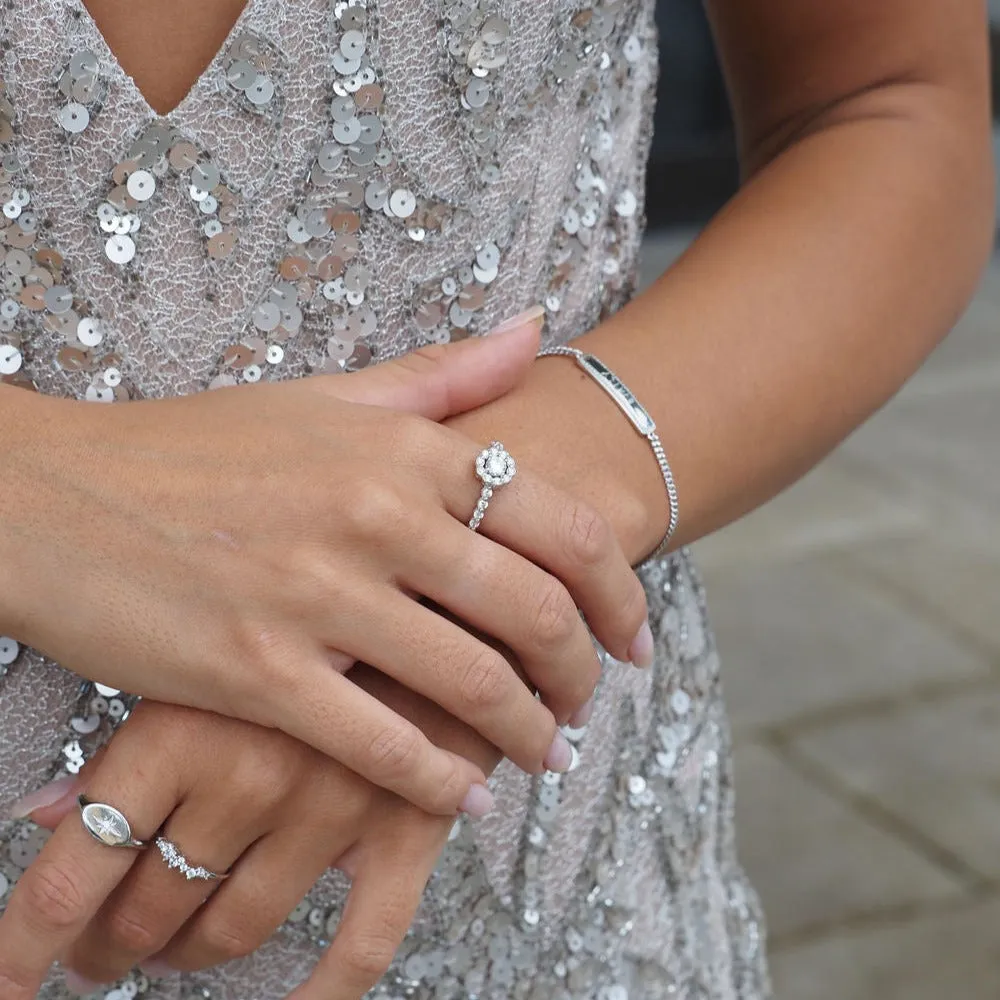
[702,0,991,165]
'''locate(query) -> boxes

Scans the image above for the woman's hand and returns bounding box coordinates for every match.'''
[0,695,467,1000]
[0,316,650,815]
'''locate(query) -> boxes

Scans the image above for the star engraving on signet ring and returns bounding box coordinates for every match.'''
[78,796,147,849]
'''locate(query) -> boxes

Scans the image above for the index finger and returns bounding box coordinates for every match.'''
[0,778,175,998]
[266,660,488,816]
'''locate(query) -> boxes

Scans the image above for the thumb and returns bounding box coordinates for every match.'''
[7,773,86,830]
[7,745,108,830]
[325,305,544,419]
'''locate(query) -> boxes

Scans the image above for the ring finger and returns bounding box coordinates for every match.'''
[437,435,651,668]
[329,587,565,772]
[401,515,602,725]
[64,795,261,985]
[155,818,359,973]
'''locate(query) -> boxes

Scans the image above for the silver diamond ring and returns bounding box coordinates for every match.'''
[469,441,516,532]
[155,836,230,882]
[78,795,148,850]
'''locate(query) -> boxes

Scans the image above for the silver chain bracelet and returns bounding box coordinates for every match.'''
[538,346,679,563]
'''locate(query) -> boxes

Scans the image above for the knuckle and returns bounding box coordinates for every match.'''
[528,579,579,653]
[238,626,298,692]
[227,751,289,807]
[423,756,465,814]
[365,723,423,781]
[106,907,160,955]
[345,477,408,539]
[390,412,439,457]
[315,765,375,821]
[20,859,86,931]
[282,546,338,604]
[200,917,258,963]
[458,647,510,711]
[564,502,612,567]
[341,932,399,981]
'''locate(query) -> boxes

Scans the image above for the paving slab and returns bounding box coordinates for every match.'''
[769,895,1000,1000]
[734,742,961,940]
[693,455,927,573]
[793,684,1000,881]
[838,529,1000,659]
[840,382,1000,516]
[701,557,990,732]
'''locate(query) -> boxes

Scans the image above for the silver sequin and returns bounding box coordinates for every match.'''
[57,102,89,133]
[104,234,136,265]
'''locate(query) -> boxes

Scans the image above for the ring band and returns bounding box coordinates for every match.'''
[155,836,230,882]
[469,441,516,531]
[78,795,148,850]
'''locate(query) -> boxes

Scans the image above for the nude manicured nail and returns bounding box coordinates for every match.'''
[63,970,101,996]
[138,960,176,979]
[489,304,545,336]
[8,775,80,820]
[628,621,655,669]
[567,697,594,729]
[544,731,573,772]
[460,783,495,819]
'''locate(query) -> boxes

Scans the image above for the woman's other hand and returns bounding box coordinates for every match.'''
[0,696,468,1000]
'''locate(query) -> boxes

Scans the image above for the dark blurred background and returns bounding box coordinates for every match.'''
[647,0,1000,229]
[647,0,736,228]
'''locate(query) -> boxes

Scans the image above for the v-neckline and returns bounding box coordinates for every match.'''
[69,0,259,121]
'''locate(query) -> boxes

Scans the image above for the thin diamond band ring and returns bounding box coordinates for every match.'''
[155,836,230,882]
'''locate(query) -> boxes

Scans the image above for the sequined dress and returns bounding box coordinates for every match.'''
[0,1,770,997]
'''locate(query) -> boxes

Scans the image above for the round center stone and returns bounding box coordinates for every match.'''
[487,452,508,478]
[81,802,130,846]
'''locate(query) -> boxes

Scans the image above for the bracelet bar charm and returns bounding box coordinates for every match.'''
[538,344,680,564]
[572,352,656,437]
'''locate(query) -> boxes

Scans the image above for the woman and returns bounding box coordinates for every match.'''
[0,0,991,998]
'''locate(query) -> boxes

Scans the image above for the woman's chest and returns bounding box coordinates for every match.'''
[80,0,251,115]
[0,0,656,400]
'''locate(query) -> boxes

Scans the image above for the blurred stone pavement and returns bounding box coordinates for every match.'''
[640,234,1000,999]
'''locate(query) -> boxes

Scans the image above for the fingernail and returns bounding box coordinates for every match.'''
[489,304,545,336]
[8,775,81,820]
[628,621,655,669]
[567,697,594,729]
[138,960,176,979]
[63,970,101,996]
[459,783,495,819]
[544,731,573,772]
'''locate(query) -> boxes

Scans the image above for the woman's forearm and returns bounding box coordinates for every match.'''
[449,80,994,562]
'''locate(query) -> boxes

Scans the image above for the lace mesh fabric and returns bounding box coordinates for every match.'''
[0,0,771,996]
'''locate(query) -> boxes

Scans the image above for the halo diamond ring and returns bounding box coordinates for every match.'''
[469,441,516,531]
